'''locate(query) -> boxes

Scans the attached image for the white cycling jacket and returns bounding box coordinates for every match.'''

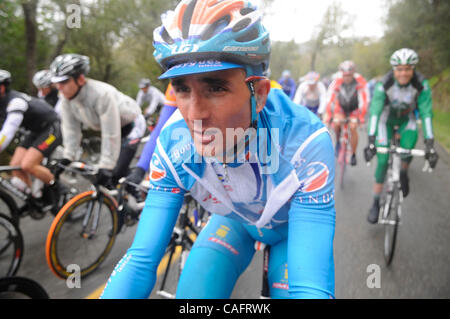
[59,79,141,169]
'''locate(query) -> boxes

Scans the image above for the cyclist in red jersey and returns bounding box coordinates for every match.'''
[323,61,369,166]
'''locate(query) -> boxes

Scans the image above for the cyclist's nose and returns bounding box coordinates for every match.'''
[187,91,211,123]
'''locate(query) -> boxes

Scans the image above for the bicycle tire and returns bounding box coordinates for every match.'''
[0,213,23,277]
[0,277,49,299]
[0,189,20,226]
[384,186,400,266]
[338,141,347,190]
[46,190,118,279]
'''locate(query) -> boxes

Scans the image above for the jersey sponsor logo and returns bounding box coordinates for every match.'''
[298,162,329,193]
[150,153,167,182]
[208,237,239,255]
[38,134,56,151]
[272,283,289,290]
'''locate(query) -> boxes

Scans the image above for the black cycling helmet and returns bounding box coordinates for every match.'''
[50,54,90,83]
[0,70,12,86]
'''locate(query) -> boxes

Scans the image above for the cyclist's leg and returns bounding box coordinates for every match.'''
[374,114,393,186]
[399,115,419,167]
[348,111,359,156]
[112,139,139,184]
[10,146,31,187]
[397,115,418,197]
[369,113,392,222]
[20,123,62,185]
[176,214,255,299]
[267,239,290,299]
[332,112,345,155]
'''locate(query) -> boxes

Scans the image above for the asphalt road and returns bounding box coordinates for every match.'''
[3,128,450,299]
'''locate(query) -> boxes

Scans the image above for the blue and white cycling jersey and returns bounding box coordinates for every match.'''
[101,88,336,299]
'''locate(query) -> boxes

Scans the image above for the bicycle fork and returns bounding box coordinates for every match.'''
[81,192,103,239]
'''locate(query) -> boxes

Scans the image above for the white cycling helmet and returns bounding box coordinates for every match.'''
[390,48,419,67]
[32,70,53,89]
[0,70,11,86]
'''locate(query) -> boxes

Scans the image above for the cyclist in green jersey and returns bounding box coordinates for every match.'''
[364,48,439,224]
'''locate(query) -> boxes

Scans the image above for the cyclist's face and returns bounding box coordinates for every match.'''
[172,69,269,159]
[342,73,354,84]
[55,75,85,99]
[394,65,414,85]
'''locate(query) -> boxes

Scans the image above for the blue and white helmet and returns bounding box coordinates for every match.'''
[153,0,271,78]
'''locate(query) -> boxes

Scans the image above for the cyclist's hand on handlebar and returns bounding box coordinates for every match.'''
[364,136,377,162]
[95,168,113,187]
[425,138,439,169]
[126,167,146,196]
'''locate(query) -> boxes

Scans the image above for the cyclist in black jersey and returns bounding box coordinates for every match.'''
[32,70,60,111]
[0,69,62,199]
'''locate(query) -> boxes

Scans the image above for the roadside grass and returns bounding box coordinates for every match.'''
[433,108,450,153]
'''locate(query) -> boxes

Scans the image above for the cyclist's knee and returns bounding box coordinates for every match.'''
[176,246,239,299]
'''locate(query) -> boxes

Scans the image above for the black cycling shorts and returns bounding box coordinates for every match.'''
[19,121,62,158]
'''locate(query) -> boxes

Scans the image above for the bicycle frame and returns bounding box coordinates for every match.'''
[333,118,358,189]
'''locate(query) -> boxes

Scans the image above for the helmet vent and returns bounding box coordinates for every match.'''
[161,27,175,44]
[182,0,198,39]
[235,25,259,42]
[201,15,231,41]
[240,7,255,16]
[232,17,251,33]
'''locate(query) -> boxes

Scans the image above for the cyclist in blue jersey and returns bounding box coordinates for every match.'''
[126,83,177,191]
[278,70,297,100]
[101,0,336,299]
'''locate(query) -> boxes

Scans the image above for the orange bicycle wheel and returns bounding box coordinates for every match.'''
[46,190,118,279]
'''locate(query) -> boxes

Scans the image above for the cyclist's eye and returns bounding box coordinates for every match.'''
[173,85,190,94]
[209,85,227,93]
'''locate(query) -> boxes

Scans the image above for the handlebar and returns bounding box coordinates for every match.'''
[366,146,432,173]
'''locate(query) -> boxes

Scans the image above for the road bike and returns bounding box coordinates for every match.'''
[367,127,432,266]
[0,162,80,226]
[0,213,23,277]
[334,118,359,189]
[156,193,207,299]
[45,162,147,279]
[0,277,49,299]
[0,214,49,299]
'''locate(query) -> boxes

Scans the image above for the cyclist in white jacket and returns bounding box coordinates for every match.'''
[50,54,145,185]
[293,71,327,116]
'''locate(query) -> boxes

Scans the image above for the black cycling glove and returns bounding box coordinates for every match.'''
[125,167,146,195]
[364,136,377,162]
[95,168,113,187]
[424,138,439,169]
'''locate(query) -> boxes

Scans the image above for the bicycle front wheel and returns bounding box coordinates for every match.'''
[0,213,23,277]
[0,277,49,299]
[46,191,118,279]
[383,186,400,266]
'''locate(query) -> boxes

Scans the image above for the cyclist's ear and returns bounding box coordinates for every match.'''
[254,79,270,113]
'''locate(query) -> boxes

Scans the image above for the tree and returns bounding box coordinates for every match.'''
[309,1,352,71]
